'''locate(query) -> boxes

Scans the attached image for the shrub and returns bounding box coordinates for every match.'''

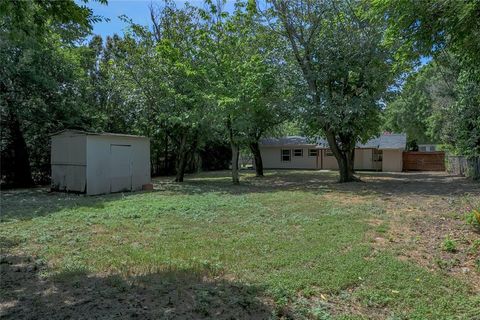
[442,237,457,253]
[464,204,480,228]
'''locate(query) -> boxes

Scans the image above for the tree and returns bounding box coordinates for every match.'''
[244,12,293,177]
[204,1,290,182]
[383,63,448,145]
[0,0,103,186]
[115,2,212,182]
[269,0,395,182]
[376,0,480,159]
[373,0,480,68]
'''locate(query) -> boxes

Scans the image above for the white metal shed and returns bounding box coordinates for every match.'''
[51,130,151,195]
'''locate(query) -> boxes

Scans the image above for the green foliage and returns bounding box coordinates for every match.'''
[372,0,480,72]
[436,67,480,156]
[465,209,480,228]
[442,237,457,253]
[385,55,480,156]
[383,63,442,144]
[0,0,103,185]
[377,0,480,157]
[201,1,293,182]
[270,0,398,181]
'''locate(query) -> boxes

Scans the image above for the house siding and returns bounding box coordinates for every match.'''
[259,135,406,172]
[260,146,317,169]
[260,146,403,172]
[321,151,338,169]
[382,150,403,172]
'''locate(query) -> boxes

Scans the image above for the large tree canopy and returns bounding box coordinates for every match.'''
[2,0,479,186]
[379,0,480,158]
[0,0,103,186]
[269,0,396,182]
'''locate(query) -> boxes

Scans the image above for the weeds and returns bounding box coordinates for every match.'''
[442,237,457,253]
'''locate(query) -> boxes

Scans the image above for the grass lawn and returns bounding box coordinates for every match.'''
[1,170,479,319]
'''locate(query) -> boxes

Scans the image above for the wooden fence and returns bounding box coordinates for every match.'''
[446,156,480,180]
[403,151,445,171]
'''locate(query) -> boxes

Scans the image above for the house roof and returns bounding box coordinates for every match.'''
[50,129,149,139]
[259,136,317,147]
[261,133,406,150]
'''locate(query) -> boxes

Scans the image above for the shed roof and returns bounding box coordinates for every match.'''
[50,129,148,139]
[261,133,406,150]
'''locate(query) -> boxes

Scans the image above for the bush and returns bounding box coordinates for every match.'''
[442,237,457,253]
[465,208,480,228]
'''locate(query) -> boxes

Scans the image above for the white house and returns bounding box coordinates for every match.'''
[418,144,437,152]
[51,130,151,195]
[259,133,406,172]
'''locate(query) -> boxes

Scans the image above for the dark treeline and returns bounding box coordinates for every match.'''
[1,0,479,187]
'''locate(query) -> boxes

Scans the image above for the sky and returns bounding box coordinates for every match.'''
[81,0,431,68]
[80,0,235,38]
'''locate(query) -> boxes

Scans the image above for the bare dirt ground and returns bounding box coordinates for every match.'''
[340,172,480,290]
[0,254,271,320]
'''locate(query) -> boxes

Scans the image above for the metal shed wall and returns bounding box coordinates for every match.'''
[51,132,87,192]
[86,135,150,195]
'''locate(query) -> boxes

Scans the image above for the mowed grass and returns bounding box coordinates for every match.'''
[1,170,479,319]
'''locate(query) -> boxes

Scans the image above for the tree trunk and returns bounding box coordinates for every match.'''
[226,118,240,184]
[164,132,169,174]
[7,112,34,187]
[249,141,264,177]
[231,142,240,185]
[175,134,188,182]
[325,129,359,183]
[337,152,356,183]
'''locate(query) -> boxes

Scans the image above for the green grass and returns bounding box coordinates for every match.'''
[1,170,479,319]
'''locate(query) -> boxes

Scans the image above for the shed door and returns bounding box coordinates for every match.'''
[110,144,132,192]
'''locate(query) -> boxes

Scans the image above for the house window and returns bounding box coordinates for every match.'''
[419,146,427,152]
[373,149,383,161]
[281,149,291,162]
[325,149,334,157]
[309,149,318,156]
[293,149,303,157]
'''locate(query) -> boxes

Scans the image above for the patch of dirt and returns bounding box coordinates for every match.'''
[325,293,391,320]
[324,172,480,292]
[382,213,480,289]
[0,255,273,320]
[321,192,370,206]
[359,174,480,291]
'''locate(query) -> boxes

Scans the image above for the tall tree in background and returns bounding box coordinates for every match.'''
[269,0,395,182]
[376,0,480,157]
[244,6,293,177]
[116,2,212,182]
[205,1,290,182]
[383,63,449,146]
[0,0,103,186]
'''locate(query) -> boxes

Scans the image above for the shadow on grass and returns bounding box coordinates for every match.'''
[155,170,480,198]
[0,254,272,320]
[154,170,339,196]
[2,170,478,222]
[0,187,152,222]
